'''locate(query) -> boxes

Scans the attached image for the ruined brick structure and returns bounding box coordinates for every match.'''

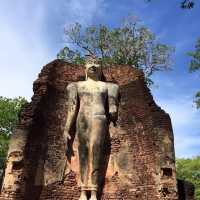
[0,60,179,200]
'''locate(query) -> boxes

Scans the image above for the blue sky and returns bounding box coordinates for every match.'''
[0,0,199,158]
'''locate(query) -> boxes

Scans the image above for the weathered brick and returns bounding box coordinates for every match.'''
[0,60,179,200]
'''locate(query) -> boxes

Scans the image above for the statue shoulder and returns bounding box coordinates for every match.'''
[66,82,83,95]
[106,82,119,91]
[65,82,79,99]
[66,81,86,92]
[66,82,77,91]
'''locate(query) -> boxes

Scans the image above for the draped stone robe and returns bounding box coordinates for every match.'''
[65,80,119,191]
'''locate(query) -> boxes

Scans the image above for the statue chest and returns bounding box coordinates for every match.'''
[77,84,107,100]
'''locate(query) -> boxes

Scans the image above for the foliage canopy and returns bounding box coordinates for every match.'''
[147,0,195,9]
[0,96,27,169]
[188,38,200,108]
[176,156,200,199]
[57,16,174,84]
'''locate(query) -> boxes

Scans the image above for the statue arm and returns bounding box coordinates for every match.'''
[108,83,119,125]
[64,82,79,142]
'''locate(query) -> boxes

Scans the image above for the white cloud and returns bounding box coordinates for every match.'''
[0,0,106,101]
[175,134,200,158]
[66,0,107,25]
[153,91,200,158]
[0,1,53,101]
[159,97,198,127]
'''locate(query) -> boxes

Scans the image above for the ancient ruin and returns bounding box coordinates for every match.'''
[0,59,186,199]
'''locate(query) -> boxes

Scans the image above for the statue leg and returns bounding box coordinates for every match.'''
[78,126,90,199]
[89,116,107,200]
[78,131,89,188]
[89,190,97,200]
[77,113,91,188]
[78,136,89,200]
[79,190,87,200]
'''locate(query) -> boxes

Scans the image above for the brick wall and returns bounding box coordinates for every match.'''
[0,60,178,200]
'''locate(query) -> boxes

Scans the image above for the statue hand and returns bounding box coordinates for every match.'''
[63,131,71,155]
[63,130,71,144]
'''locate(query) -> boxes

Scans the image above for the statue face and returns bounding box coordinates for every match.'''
[85,63,102,80]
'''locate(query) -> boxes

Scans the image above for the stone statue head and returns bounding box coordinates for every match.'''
[85,55,102,81]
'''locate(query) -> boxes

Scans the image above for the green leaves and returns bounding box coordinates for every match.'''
[147,0,195,9]
[0,96,27,135]
[181,0,195,9]
[58,16,174,83]
[195,91,200,109]
[188,38,200,72]
[57,47,85,64]
[0,96,27,168]
[176,156,200,199]
[188,38,200,109]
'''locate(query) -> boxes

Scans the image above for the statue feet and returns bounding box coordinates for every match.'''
[89,197,97,200]
[79,191,87,200]
[89,191,97,200]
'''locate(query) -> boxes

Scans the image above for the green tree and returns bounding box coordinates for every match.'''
[147,0,195,9]
[176,156,200,199]
[188,38,200,109]
[181,0,195,8]
[0,96,27,169]
[57,16,174,84]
